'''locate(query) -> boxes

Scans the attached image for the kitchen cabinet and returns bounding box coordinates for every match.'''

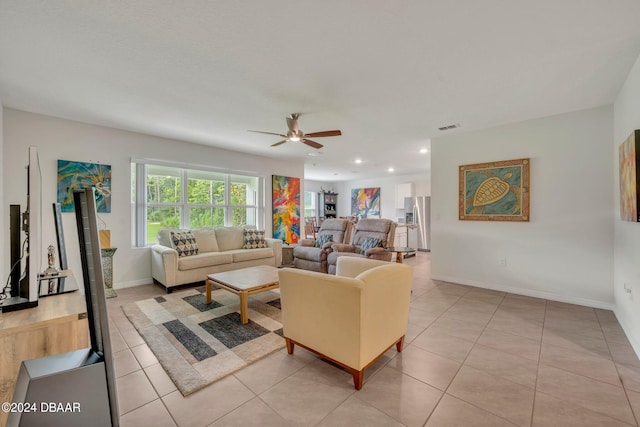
[394,224,408,247]
[395,183,414,208]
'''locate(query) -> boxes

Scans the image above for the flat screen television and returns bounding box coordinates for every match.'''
[2,146,41,312]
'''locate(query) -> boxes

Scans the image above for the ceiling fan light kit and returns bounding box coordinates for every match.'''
[249,113,342,149]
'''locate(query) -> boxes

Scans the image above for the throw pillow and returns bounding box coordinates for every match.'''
[360,236,383,255]
[243,229,267,249]
[315,233,333,248]
[170,231,199,257]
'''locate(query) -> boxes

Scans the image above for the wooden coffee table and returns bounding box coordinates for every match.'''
[205,265,280,324]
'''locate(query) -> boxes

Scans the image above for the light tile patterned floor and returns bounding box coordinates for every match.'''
[108,253,640,426]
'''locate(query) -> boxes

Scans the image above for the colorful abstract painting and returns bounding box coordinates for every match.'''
[57,160,112,212]
[272,175,300,244]
[619,130,640,222]
[459,158,529,222]
[351,187,381,219]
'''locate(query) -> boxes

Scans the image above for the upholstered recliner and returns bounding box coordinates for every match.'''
[326,218,396,274]
[293,218,353,273]
[278,257,413,390]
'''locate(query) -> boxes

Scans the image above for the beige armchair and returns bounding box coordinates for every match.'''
[293,218,353,273]
[278,257,413,390]
[326,218,396,274]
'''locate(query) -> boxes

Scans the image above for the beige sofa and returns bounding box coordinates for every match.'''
[151,226,282,292]
[278,257,413,390]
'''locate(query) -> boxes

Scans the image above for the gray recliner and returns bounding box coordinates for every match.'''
[326,218,396,275]
[293,219,353,273]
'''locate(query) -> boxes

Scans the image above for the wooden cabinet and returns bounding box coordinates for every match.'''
[281,245,294,267]
[0,291,88,425]
[319,192,338,218]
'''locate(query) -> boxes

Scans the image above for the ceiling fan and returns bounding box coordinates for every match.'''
[249,113,341,149]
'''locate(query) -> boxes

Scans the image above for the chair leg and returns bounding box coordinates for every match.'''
[285,337,295,354]
[396,335,405,352]
[352,369,364,390]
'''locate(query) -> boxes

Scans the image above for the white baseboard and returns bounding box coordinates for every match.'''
[114,278,152,289]
[430,274,614,310]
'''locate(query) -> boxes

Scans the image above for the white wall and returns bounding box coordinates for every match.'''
[303,180,336,195]
[431,106,614,308]
[0,99,3,284]
[334,173,430,220]
[613,54,640,353]
[2,109,303,288]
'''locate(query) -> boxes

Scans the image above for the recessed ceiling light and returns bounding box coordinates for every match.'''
[354,158,362,164]
[419,148,428,154]
[388,167,395,172]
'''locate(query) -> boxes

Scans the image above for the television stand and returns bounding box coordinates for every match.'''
[0,296,38,313]
[37,270,79,297]
[0,291,88,426]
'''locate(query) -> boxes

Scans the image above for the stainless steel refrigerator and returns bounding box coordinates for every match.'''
[404,196,431,252]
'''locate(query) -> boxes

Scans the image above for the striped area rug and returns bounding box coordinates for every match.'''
[121,286,284,396]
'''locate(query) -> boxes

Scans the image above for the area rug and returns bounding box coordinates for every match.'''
[121,286,284,396]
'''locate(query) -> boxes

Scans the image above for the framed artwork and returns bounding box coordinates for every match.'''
[57,160,112,212]
[272,175,300,244]
[459,158,530,222]
[619,130,640,222]
[351,187,381,219]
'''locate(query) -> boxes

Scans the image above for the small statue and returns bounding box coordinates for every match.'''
[44,244,59,275]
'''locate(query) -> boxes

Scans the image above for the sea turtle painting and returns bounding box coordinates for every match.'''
[460,158,529,221]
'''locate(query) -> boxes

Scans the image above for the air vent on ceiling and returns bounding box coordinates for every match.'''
[438,123,460,131]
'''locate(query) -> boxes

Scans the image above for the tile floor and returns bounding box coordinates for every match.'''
[108,253,640,426]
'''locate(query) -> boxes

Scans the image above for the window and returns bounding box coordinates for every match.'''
[132,162,262,246]
[304,191,316,220]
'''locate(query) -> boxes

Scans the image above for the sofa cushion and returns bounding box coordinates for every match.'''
[318,218,351,244]
[215,226,245,251]
[294,245,326,262]
[351,219,393,247]
[315,233,333,248]
[158,228,187,248]
[191,227,219,253]
[171,231,199,257]
[243,229,268,249]
[355,218,392,234]
[360,236,382,255]
[178,252,233,270]
[228,248,274,263]
[353,230,390,247]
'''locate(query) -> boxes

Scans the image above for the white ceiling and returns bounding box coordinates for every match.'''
[2,1,640,181]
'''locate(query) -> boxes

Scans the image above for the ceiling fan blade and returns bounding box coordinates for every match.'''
[304,130,342,138]
[270,140,288,147]
[302,139,323,149]
[249,130,288,137]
